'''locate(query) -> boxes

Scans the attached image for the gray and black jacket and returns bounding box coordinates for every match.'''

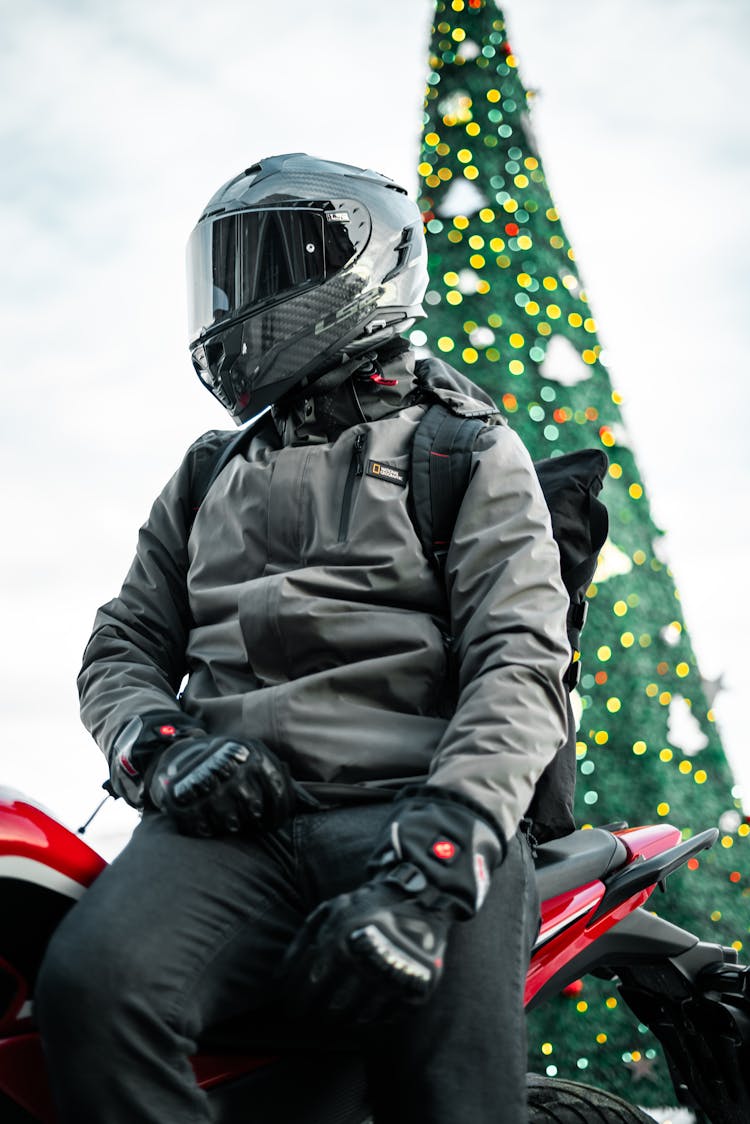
[78,348,571,847]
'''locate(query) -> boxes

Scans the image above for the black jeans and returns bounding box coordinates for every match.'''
[36,802,539,1124]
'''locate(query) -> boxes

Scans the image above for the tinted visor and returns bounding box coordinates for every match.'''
[187,207,358,342]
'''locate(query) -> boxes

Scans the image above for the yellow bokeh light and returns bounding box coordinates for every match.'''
[425,132,440,147]
[633,741,647,756]
[443,271,458,286]
[629,484,643,500]
[509,333,524,348]
[547,305,561,319]
[542,277,558,290]
[517,235,532,249]
[487,89,501,103]
[657,802,670,816]
[605,998,617,1009]
[469,254,485,268]
[613,601,627,617]
[541,1043,553,1055]
[479,208,495,222]
[509,359,524,375]
[676,662,690,678]
[679,761,692,774]
[694,770,707,785]
[594,730,609,745]
[620,632,634,648]
[453,215,469,229]
[606,698,621,714]
[437,337,454,352]
[446,291,463,305]
[659,748,673,762]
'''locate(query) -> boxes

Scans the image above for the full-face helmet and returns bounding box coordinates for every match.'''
[186,153,428,424]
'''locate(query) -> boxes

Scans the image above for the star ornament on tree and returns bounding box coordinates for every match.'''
[627,1054,660,1083]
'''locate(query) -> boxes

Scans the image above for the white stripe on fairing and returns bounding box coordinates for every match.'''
[532,903,594,950]
[0,855,87,899]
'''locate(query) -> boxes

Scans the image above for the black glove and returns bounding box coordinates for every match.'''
[112,710,312,835]
[282,787,505,1023]
[148,734,305,836]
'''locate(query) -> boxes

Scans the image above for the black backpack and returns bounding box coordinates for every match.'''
[190,397,608,842]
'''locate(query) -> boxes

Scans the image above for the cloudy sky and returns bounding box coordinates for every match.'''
[2,0,748,856]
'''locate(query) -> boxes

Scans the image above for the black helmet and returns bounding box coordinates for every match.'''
[186,153,428,424]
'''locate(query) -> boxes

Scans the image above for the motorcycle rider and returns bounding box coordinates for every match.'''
[35,153,571,1123]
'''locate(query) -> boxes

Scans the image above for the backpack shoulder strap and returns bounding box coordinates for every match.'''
[187,414,271,532]
[410,403,487,575]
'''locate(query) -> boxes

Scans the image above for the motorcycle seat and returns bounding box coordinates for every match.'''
[534,828,628,902]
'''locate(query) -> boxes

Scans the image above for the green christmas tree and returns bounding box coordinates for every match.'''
[415,0,748,1104]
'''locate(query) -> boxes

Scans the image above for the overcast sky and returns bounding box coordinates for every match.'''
[1,0,748,856]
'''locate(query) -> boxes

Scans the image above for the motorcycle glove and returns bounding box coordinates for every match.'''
[112,711,312,835]
[282,787,505,1023]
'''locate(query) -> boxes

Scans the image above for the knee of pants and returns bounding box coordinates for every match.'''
[35,912,167,1042]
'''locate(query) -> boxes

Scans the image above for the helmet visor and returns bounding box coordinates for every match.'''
[187,207,357,343]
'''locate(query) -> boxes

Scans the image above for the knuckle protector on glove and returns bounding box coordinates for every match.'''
[148,733,296,835]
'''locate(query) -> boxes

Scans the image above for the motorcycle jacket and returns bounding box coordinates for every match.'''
[78,346,571,847]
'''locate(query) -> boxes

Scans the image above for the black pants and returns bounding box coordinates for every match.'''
[36,803,539,1124]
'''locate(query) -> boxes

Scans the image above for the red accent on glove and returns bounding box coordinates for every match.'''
[432,839,457,862]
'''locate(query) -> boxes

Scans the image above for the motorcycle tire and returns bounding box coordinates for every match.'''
[527,1073,656,1123]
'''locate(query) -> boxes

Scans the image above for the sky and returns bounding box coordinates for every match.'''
[1,0,748,857]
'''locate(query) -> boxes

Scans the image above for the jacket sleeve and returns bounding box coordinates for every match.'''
[77,430,227,804]
[427,423,571,847]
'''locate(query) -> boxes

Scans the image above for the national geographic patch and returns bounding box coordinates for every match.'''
[366,460,408,487]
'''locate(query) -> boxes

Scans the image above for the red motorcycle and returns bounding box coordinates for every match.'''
[1,785,748,1124]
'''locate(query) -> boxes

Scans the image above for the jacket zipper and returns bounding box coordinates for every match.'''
[338,433,366,542]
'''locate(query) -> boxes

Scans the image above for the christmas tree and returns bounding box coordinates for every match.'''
[415,0,748,1104]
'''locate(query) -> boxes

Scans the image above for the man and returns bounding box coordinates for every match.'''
[36,153,571,1123]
